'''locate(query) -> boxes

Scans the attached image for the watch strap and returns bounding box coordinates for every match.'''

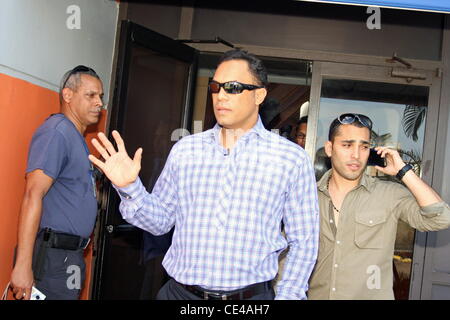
[396,164,413,180]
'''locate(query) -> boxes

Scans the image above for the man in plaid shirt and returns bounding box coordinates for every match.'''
[89,49,319,300]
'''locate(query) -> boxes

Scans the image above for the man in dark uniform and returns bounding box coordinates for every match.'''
[10,66,103,300]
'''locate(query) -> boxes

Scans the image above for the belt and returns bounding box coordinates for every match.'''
[177,280,271,300]
[39,228,90,251]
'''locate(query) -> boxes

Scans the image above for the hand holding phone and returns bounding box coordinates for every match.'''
[30,286,46,300]
[368,148,386,167]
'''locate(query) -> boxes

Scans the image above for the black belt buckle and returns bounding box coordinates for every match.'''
[204,291,228,300]
[180,281,267,300]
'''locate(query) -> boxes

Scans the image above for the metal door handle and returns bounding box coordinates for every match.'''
[105,224,137,234]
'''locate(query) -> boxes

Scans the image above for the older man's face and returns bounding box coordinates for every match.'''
[212,59,266,132]
[67,74,104,128]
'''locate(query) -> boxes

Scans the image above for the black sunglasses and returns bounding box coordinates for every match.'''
[337,113,373,130]
[62,65,98,89]
[208,80,264,94]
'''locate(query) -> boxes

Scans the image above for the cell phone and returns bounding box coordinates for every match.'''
[368,148,386,167]
[30,286,46,300]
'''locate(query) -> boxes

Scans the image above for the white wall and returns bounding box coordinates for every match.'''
[0,0,119,102]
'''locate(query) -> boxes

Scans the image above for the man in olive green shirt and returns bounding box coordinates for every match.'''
[308,113,450,300]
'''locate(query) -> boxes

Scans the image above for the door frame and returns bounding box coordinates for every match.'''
[418,16,450,300]
[91,20,198,299]
[307,60,442,300]
[108,21,198,134]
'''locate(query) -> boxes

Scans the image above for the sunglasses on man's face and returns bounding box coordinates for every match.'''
[62,65,98,89]
[337,113,373,130]
[208,80,264,94]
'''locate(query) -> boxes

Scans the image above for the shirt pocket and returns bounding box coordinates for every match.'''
[354,212,387,249]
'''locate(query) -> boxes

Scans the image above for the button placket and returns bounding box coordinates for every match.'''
[330,215,344,297]
[213,150,235,228]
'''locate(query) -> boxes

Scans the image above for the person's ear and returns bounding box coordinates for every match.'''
[255,88,267,106]
[325,140,333,157]
[61,87,74,104]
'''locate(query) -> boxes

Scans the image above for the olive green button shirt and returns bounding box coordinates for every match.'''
[308,170,450,300]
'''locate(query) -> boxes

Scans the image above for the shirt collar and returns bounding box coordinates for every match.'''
[204,115,269,144]
[359,173,372,192]
[318,169,373,195]
[317,169,332,194]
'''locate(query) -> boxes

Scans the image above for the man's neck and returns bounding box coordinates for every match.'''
[61,108,86,135]
[219,120,257,149]
[220,127,244,149]
[329,170,362,195]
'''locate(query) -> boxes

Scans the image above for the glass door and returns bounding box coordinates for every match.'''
[307,61,441,299]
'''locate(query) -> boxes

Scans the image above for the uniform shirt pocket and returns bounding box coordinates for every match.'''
[354,212,387,249]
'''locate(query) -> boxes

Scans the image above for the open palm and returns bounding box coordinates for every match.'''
[89,130,142,188]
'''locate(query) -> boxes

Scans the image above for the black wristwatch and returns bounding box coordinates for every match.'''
[396,164,413,180]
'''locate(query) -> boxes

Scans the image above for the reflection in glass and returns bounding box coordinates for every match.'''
[195,54,313,139]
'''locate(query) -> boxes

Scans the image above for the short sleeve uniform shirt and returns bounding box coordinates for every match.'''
[26,114,97,238]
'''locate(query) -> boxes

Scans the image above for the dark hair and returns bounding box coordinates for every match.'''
[328,116,372,141]
[217,49,268,86]
[297,116,308,126]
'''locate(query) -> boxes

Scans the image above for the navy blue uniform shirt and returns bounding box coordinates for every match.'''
[26,114,97,238]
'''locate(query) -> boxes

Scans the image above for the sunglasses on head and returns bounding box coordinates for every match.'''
[62,65,98,89]
[208,80,264,94]
[337,113,373,130]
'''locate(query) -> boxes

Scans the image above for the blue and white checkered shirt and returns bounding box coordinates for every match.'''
[116,117,319,299]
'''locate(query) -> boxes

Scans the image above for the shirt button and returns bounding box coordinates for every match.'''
[334,264,338,268]
[119,191,131,199]
[369,220,373,224]
[336,240,341,244]
[330,219,334,224]
[332,288,336,292]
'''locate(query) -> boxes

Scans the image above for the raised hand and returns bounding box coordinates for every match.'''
[373,146,406,176]
[88,130,142,188]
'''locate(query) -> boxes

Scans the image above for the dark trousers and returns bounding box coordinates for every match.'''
[139,255,170,300]
[31,236,86,300]
[156,278,275,300]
